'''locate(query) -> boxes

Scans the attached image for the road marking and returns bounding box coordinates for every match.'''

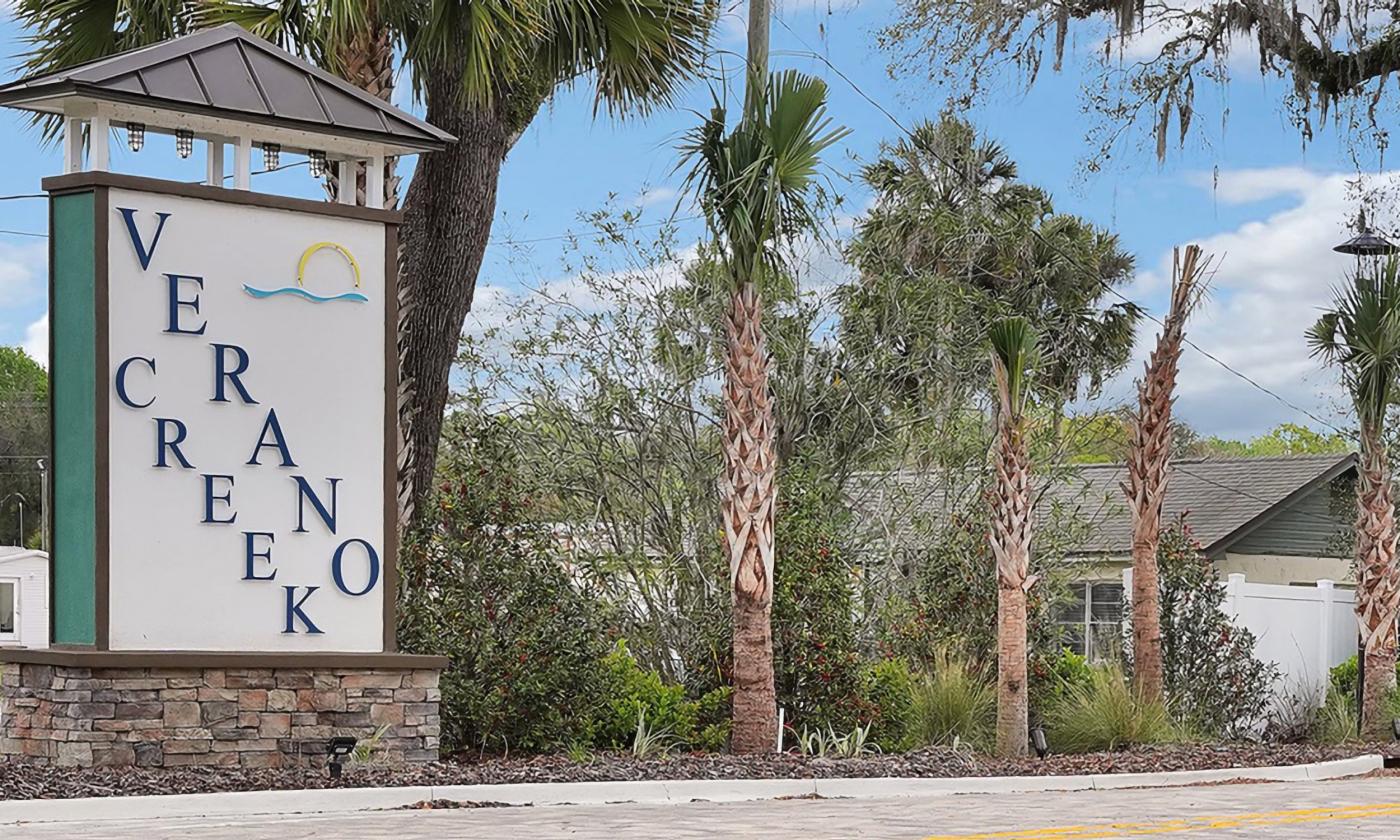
[923,801,1400,838]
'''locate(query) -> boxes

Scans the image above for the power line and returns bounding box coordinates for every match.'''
[773,19,1358,444]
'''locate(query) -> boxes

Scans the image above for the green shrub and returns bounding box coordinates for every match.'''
[397,416,615,755]
[909,648,994,751]
[692,685,733,751]
[1327,655,1400,699]
[1030,648,1093,716]
[595,640,698,749]
[1044,665,1179,753]
[860,657,916,752]
[773,468,865,733]
[592,641,732,751]
[1154,524,1277,737]
[1313,690,1360,744]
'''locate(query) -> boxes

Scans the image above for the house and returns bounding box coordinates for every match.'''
[0,547,49,649]
[1044,453,1356,659]
[849,453,1357,660]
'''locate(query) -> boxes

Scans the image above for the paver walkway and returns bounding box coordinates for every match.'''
[11,775,1400,838]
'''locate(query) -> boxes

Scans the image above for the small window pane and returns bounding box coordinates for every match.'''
[1090,583,1124,622]
[1054,583,1087,624]
[0,582,14,634]
[1061,625,1085,656]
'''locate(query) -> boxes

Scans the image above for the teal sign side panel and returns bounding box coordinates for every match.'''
[51,190,97,646]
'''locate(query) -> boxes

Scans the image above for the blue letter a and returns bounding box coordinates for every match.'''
[248,408,297,467]
[117,208,171,271]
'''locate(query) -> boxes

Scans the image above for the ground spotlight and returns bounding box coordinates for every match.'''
[1030,724,1049,759]
[327,736,357,779]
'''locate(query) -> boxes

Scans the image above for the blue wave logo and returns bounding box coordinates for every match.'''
[243,285,368,303]
[244,242,368,304]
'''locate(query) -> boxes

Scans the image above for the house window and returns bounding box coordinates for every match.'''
[0,579,15,640]
[1055,581,1123,661]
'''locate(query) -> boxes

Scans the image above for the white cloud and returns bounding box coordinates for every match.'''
[1105,167,1382,439]
[22,313,46,368]
[0,241,45,308]
[633,186,679,210]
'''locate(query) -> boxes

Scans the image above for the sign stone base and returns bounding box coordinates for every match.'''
[0,657,443,768]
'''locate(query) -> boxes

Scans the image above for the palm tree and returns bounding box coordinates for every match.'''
[1122,245,1207,704]
[842,117,1140,421]
[1308,254,1400,740]
[987,316,1038,758]
[679,71,846,753]
[14,0,712,524]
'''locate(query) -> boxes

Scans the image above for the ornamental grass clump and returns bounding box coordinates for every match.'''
[908,648,995,752]
[1044,665,1178,753]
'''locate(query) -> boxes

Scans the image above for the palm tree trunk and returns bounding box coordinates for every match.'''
[330,18,402,207]
[399,68,513,525]
[996,584,1028,757]
[1356,428,1400,739]
[1123,245,1202,705]
[724,282,778,754]
[990,416,1030,758]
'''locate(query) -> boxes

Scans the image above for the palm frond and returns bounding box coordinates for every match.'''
[1311,256,1400,432]
[989,316,1038,417]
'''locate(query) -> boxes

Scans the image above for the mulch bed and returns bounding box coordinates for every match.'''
[1,743,1392,801]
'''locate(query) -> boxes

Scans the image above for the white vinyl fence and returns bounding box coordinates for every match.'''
[1124,570,1356,704]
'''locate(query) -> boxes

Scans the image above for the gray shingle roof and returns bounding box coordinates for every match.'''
[847,453,1357,556]
[1046,454,1356,554]
[0,24,453,152]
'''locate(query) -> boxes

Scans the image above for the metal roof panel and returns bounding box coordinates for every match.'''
[0,24,453,150]
[189,44,268,114]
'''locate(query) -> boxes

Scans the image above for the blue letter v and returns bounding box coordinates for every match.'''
[117,208,171,271]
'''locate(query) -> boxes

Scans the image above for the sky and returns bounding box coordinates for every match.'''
[0,1,1390,441]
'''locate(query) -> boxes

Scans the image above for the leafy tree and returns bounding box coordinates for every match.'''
[0,347,47,548]
[987,316,1038,757]
[840,117,1139,427]
[1307,254,1400,739]
[679,70,848,753]
[13,0,713,525]
[1155,520,1277,737]
[1199,423,1352,458]
[883,0,1400,163]
[396,413,616,754]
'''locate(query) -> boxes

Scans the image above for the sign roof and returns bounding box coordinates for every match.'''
[0,24,454,153]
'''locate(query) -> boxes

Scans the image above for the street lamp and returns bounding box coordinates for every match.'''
[1333,210,1398,258]
[1,493,24,546]
[1338,209,1398,737]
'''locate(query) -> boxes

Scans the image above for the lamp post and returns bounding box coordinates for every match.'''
[1334,210,1397,735]
[1,493,24,546]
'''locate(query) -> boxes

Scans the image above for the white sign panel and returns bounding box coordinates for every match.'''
[105,187,389,652]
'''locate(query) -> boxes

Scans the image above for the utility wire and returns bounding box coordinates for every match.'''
[773,19,1357,444]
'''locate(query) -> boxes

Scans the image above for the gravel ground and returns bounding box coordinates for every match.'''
[0,743,1391,801]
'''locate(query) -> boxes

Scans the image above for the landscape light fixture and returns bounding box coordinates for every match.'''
[261,142,280,170]
[126,122,145,152]
[1029,724,1049,759]
[326,736,358,779]
[308,149,328,177]
[174,128,193,159]
[1334,209,1398,258]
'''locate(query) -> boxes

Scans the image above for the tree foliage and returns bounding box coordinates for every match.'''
[840,117,1139,421]
[1154,520,1277,737]
[882,0,1400,163]
[0,347,47,547]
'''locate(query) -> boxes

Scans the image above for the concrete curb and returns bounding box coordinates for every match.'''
[0,754,1382,825]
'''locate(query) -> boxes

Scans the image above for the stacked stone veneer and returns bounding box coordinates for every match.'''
[0,663,441,768]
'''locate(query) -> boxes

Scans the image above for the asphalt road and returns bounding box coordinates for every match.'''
[12,776,1400,839]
